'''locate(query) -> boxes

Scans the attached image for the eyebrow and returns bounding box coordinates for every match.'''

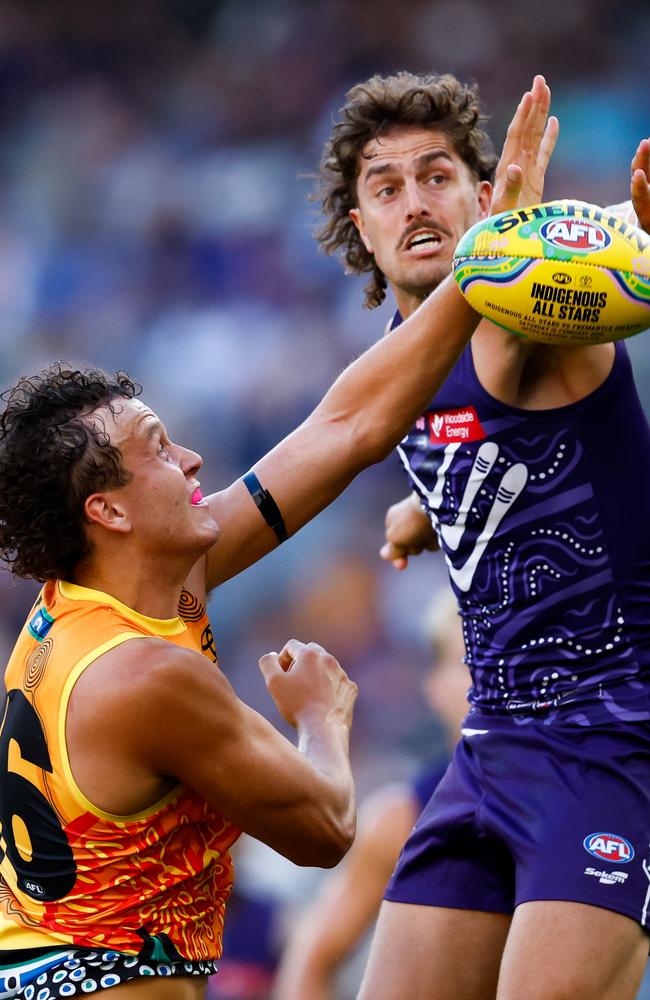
[363,150,454,185]
[136,413,164,441]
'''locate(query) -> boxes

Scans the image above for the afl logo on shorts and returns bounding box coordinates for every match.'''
[583,832,634,864]
[540,219,611,253]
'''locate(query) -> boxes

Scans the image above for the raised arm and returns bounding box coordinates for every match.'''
[202,77,556,590]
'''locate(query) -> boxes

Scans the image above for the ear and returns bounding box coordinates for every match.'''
[84,493,132,535]
[349,207,374,254]
[477,180,493,220]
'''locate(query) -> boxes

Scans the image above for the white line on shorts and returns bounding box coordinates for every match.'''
[641,860,650,926]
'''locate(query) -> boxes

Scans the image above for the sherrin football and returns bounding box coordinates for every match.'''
[453,200,650,344]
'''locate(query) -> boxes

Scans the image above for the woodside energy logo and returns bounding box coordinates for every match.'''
[427,407,486,444]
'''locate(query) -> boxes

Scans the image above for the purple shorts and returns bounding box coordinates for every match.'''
[386,717,650,928]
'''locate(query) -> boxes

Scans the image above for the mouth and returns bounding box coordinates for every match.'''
[190,486,206,506]
[403,230,443,254]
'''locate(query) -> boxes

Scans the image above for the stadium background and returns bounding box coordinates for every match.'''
[0,2,648,997]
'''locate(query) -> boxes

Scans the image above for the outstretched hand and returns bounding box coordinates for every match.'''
[631,137,650,233]
[491,75,559,217]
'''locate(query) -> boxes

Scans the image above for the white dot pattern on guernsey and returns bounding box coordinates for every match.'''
[0,950,218,998]
[397,354,650,727]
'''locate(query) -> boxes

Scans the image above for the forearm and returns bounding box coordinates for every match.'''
[144,648,356,868]
[217,711,356,868]
[311,277,477,463]
[296,713,356,859]
[251,277,476,536]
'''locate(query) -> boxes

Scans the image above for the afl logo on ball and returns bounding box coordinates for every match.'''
[583,833,634,864]
[552,272,572,285]
[541,219,611,253]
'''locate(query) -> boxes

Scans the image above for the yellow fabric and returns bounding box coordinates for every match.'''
[0,580,239,961]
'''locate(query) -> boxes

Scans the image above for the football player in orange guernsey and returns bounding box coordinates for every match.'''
[0,80,552,998]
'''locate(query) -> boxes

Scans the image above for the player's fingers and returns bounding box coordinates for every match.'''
[277,638,306,670]
[631,137,650,178]
[631,168,650,233]
[530,73,549,107]
[522,76,550,153]
[258,651,282,683]
[379,541,409,569]
[538,116,560,173]
[304,640,328,656]
[501,91,532,155]
[492,164,523,214]
[632,167,650,199]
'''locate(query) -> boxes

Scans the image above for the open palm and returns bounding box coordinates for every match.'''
[491,75,559,216]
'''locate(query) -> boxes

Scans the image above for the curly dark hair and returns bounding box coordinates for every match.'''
[317,71,498,308]
[0,364,142,581]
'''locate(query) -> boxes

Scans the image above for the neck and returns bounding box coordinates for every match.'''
[393,285,433,321]
[72,551,192,620]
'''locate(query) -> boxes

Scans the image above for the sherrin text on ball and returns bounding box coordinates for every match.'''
[453,200,650,344]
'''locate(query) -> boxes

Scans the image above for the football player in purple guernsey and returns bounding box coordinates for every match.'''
[317,70,650,1000]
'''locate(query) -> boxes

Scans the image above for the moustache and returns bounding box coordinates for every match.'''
[398,220,453,250]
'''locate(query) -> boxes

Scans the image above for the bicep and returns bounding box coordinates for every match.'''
[203,479,279,589]
[203,418,361,590]
[138,653,340,858]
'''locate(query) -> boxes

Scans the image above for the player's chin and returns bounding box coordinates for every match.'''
[401,247,448,271]
[206,522,221,545]
[194,517,220,549]
[400,262,449,297]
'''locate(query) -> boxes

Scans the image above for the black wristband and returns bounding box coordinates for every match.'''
[242,471,288,543]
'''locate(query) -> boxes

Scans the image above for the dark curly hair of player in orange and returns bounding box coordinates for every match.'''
[0,364,141,582]
[317,71,498,308]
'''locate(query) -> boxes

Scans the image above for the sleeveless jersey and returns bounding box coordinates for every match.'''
[396,323,650,726]
[0,580,240,963]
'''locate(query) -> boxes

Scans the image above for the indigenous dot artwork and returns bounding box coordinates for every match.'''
[0,950,218,998]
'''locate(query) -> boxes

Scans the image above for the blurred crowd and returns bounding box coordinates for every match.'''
[0,2,648,996]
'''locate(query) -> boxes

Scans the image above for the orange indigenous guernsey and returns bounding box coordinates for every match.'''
[0,580,240,964]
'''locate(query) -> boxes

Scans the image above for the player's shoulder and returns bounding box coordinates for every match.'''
[79,635,217,710]
[70,634,234,758]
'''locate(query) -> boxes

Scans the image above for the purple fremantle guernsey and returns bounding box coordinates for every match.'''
[396,317,650,726]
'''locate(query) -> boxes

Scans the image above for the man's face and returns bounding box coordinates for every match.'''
[350,126,492,314]
[87,398,219,558]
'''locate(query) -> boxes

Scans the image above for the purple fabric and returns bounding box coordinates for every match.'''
[396,325,650,726]
[386,721,650,926]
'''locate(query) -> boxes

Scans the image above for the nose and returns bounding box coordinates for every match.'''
[403,177,431,220]
[180,446,202,477]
